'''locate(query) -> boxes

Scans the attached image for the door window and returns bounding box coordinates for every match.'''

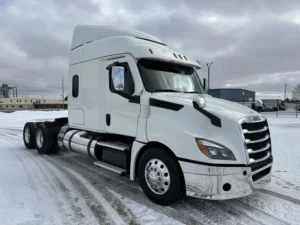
[110,63,134,97]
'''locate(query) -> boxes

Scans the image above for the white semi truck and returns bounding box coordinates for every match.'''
[23,25,273,205]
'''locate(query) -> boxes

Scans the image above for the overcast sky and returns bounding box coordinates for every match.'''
[0,0,300,99]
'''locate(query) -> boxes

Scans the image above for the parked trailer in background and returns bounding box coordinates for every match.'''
[236,99,263,112]
[261,99,286,111]
[23,25,273,205]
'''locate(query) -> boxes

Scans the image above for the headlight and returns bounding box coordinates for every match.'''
[195,139,236,160]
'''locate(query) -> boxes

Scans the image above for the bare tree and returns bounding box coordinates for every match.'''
[292,83,300,99]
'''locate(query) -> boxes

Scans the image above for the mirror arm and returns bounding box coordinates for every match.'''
[203,78,207,94]
[106,62,120,70]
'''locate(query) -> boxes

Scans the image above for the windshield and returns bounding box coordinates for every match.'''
[138,59,204,94]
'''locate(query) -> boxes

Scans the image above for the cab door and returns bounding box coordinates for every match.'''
[104,56,142,137]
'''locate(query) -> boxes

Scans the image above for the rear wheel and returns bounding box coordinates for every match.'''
[138,147,184,205]
[23,122,37,149]
[35,124,60,154]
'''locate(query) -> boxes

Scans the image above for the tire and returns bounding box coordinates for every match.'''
[35,124,60,154]
[23,122,37,149]
[138,147,184,205]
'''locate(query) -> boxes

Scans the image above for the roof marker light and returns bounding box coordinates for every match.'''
[196,60,201,65]
[173,53,177,58]
[183,56,187,60]
[178,54,182,59]
[149,48,153,54]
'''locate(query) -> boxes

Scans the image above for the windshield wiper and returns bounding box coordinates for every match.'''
[152,89,179,93]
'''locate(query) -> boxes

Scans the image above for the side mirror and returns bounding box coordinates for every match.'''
[112,66,125,91]
[203,78,208,94]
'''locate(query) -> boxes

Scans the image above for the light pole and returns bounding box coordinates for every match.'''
[285,83,300,99]
[206,62,214,93]
[284,83,287,99]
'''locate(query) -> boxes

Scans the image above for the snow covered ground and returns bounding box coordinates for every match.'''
[0,111,299,225]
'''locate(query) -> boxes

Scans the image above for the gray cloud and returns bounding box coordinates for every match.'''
[0,0,299,99]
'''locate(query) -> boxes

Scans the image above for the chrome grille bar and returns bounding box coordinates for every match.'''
[247,143,271,154]
[249,152,271,164]
[245,135,270,144]
[243,126,268,134]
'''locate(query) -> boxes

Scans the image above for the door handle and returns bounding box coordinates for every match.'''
[106,114,111,126]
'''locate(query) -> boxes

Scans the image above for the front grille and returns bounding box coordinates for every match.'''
[241,120,268,131]
[244,131,268,141]
[251,155,273,171]
[240,117,272,181]
[252,167,271,182]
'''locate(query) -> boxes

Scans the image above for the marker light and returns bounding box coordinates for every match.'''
[183,56,187,60]
[149,48,153,54]
[178,54,182,59]
[173,53,177,58]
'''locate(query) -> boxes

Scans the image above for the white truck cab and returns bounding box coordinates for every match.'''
[23,25,273,205]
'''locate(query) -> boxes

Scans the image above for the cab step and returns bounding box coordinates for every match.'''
[94,161,127,175]
[97,141,130,151]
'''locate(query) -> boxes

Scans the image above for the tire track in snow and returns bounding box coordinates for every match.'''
[9,143,75,225]
[1,143,40,202]
[65,168,127,225]
[57,152,265,225]
[110,190,183,225]
[50,147,300,224]
[1,140,61,225]
[211,200,287,225]
[46,156,141,224]
[59,152,292,225]
[3,126,295,225]
[1,128,136,225]
[24,159,72,225]
[260,189,300,206]
[175,198,257,225]
[53,152,198,225]
[28,151,99,225]
[38,156,113,225]
[38,154,127,225]
[3,134,99,225]
[42,155,134,225]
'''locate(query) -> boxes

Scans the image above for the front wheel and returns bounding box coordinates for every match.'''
[138,148,184,205]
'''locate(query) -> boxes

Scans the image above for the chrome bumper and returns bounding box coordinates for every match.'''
[179,161,272,200]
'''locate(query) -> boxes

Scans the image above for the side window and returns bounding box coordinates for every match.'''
[72,75,79,98]
[110,63,134,96]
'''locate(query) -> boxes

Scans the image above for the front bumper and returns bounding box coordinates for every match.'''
[179,161,272,200]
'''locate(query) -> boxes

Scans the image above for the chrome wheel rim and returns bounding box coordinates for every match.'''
[36,130,43,148]
[24,128,30,143]
[144,159,170,195]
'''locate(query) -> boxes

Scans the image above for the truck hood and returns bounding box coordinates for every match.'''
[151,93,259,121]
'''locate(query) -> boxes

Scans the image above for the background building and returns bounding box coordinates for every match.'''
[209,88,255,102]
[0,98,67,110]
